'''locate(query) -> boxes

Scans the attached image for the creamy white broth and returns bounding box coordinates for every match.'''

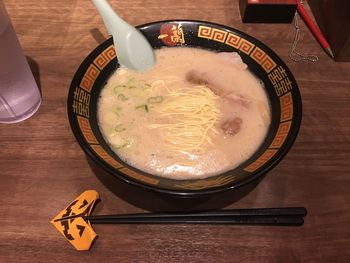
[98,47,271,180]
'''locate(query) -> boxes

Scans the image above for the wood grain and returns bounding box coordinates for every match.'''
[308,0,350,61]
[1,0,349,262]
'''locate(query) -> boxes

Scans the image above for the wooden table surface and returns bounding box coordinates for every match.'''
[1,0,349,262]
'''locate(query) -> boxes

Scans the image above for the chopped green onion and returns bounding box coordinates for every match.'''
[127,77,135,83]
[115,106,122,116]
[110,135,128,149]
[135,104,149,112]
[147,96,164,104]
[115,142,128,149]
[114,124,126,132]
[117,94,128,101]
[113,85,126,93]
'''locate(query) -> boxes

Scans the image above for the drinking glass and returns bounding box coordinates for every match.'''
[0,0,41,123]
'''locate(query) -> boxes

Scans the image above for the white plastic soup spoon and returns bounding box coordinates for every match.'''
[91,0,155,71]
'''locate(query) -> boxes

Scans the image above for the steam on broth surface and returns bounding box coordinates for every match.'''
[98,47,271,180]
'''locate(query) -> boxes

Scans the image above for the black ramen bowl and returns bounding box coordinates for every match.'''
[68,20,302,198]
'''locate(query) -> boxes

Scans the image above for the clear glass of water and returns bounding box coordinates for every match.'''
[0,0,41,123]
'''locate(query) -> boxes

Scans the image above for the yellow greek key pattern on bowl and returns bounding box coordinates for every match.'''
[212,29,228,43]
[280,92,293,122]
[90,145,124,169]
[225,34,255,55]
[244,149,278,173]
[77,116,98,144]
[80,64,100,93]
[239,38,255,55]
[269,121,292,149]
[93,45,116,70]
[174,175,236,190]
[198,26,228,43]
[120,167,159,186]
[198,26,256,55]
[250,47,277,73]
[198,25,214,39]
[225,33,241,48]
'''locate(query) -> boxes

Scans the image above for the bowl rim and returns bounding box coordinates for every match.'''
[68,19,302,197]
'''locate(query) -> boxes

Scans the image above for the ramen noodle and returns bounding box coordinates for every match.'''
[98,47,271,179]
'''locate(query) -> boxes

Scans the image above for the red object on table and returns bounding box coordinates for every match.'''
[296,1,334,58]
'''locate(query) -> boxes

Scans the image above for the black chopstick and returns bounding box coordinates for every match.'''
[86,207,306,226]
[89,215,304,226]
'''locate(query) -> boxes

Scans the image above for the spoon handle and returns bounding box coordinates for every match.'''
[91,0,125,35]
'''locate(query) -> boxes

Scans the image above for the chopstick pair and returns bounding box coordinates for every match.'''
[87,207,307,226]
[51,190,307,251]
